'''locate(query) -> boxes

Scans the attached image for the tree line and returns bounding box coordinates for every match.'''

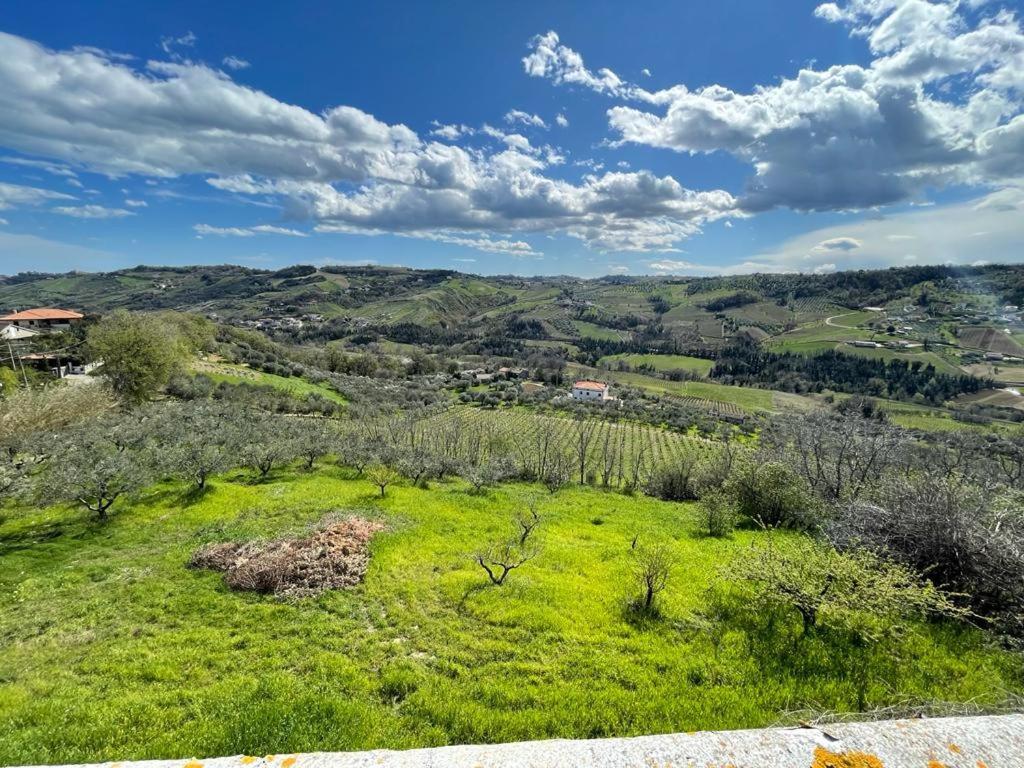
[712,342,990,404]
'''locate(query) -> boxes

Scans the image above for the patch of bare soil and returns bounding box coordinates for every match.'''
[190,517,384,597]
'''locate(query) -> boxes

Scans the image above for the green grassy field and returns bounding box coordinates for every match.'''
[597,353,714,376]
[572,320,624,341]
[3,467,1018,765]
[195,362,347,405]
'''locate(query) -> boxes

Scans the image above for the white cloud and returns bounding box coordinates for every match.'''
[739,185,1024,273]
[555,113,569,128]
[504,109,547,129]
[527,5,1024,213]
[649,258,699,272]
[0,218,7,226]
[194,223,307,237]
[160,31,196,55]
[0,30,736,253]
[418,232,538,255]
[222,55,250,70]
[813,262,837,274]
[124,198,148,207]
[0,155,77,177]
[523,31,644,99]
[430,121,473,140]
[813,236,862,252]
[0,181,74,209]
[53,204,134,218]
[641,68,652,77]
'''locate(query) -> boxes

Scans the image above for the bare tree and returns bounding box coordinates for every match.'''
[573,415,597,485]
[476,539,534,586]
[830,472,1024,631]
[542,450,571,494]
[598,421,619,486]
[764,411,907,501]
[516,495,542,545]
[626,441,649,493]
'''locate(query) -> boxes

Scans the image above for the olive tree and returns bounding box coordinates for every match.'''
[156,402,241,489]
[292,417,336,470]
[38,424,150,520]
[238,412,299,479]
[88,310,191,404]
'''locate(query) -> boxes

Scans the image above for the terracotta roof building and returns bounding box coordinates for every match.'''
[0,307,84,333]
[571,379,610,401]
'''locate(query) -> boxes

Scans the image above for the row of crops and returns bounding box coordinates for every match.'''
[406,406,719,486]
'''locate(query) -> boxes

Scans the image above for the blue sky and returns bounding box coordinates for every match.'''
[0,0,1022,277]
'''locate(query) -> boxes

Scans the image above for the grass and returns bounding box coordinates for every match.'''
[572,320,624,341]
[597,353,714,376]
[194,361,347,405]
[2,467,1019,765]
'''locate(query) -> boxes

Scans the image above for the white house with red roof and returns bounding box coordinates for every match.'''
[0,307,84,334]
[570,379,611,401]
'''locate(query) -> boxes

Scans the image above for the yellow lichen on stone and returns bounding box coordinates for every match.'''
[183,761,203,768]
[240,758,257,765]
[280,757,296,768]
[811,745,884,768]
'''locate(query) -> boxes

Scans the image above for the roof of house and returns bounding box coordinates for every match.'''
[0,307,84,321]
[0,325,40,340]
[573,380,608,391]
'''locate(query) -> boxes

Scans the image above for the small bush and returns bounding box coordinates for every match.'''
[644,461,699,502]
[727,461,822,530]
[697,490,737,538]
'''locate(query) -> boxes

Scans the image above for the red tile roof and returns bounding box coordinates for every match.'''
[573,380,608,391]
[0,307,84,321]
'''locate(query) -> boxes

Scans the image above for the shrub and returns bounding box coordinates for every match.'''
[726,461,822,530]
[831,474,1024,636]
[697,490,737,538]
[627,543,674,619]
[644,459,699,501]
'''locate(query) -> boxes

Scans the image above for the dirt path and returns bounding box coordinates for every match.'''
[825,312,859,329]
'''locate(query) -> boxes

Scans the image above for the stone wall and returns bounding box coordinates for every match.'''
[15,714,1023,768]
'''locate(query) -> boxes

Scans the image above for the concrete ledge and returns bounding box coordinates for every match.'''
[14,714,1024,768]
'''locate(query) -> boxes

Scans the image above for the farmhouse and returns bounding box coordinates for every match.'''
[0,307,83,334]
[571,380,611,401]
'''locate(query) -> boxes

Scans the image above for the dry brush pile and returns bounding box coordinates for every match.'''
[190,516,385,597]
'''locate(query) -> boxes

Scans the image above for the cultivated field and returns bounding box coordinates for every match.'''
[417,406,716,484]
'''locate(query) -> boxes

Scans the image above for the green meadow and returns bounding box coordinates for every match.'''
[2,466,1020,765]
[597,353,714,376]
[195,362,348,405]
